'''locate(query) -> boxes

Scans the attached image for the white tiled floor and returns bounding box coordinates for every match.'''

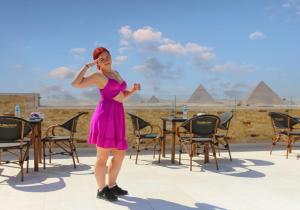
[1,145,300,210]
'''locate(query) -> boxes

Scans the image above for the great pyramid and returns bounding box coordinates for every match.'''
[245,81,284,105]
[187,84,215,104]
[147,95,160,103]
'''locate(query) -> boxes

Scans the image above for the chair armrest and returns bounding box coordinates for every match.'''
[45,124,61,137]
[176,126,190,138]
[135,125,154,137]
[150,124,162,137]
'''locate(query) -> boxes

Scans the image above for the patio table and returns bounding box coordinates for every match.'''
[161,115,210,164]
[28,118,43,171]
[161,116,187,163]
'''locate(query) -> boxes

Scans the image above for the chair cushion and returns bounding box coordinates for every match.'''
[140,133,159,139]
[180,137,213,142]
[279,130,300,136]
[288,131,300,136]
[23,137,31,142]
[0,141,30,148]
[42,136,70,142]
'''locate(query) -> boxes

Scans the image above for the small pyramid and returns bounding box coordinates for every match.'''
[147,95,160,103]
[245,81,284,105]
[187,84,215,104]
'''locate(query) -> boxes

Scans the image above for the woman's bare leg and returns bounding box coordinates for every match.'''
[95,147,110,190]
[108,149,125,187]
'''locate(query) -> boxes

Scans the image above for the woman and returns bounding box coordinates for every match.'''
[72,47,141,202]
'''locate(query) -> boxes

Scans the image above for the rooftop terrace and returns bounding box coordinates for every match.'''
[1,144,299,210]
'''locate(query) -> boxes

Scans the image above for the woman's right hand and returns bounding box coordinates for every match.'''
[85,61,96,69]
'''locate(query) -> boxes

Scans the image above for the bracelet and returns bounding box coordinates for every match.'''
[84,64,90,69]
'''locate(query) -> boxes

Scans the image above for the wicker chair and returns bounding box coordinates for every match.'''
[177,114,220,171]
[269,112,300,158]
[0,116,32,181]
[127,113,163,164]
[42,112,88,169]
[215,111,233,161]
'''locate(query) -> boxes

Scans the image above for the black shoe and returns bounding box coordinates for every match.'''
[109,185,128,196]
[97,186,118,202]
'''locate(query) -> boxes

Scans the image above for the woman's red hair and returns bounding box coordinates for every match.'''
[93,47,110,60]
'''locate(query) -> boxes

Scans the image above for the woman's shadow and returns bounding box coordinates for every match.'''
[115,195,227,210]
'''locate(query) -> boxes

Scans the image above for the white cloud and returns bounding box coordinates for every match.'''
[132,57,179,80]
[114,55,128,65]
[158,42,213,56]
[118,26,133,53]
[185,43,210,53]
[132,26,162,42]
[210,63,254,73]
[132,58,180,92]
[48,67,76,80]
[249,31,266,40]
[39,85,77,100]
[119,25,162,43]
[195,52,215,62]
[70,48,86,59]
[158,42,185,54]
[119,25,214,61]
[119,25,133,40]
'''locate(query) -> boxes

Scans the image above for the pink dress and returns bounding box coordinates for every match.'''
[88,77,128,150]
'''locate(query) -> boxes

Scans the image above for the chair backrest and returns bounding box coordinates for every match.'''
[269,112,299,129]
[219,111,233,130]
[127,112,150,132]
[0,116,32,142]
[193,113,206,117]
[181,114,220,137]
[61,112,88,133]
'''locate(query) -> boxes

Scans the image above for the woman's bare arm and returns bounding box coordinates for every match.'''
[124,83,141,98]
[114,71,141,99]
[71,63,103,88]
[124,87,136,98]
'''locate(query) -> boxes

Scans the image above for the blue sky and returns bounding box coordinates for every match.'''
[1,0,300,101]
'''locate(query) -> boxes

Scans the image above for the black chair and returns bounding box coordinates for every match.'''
[127,113,163,164]
[177,114,220,171]
[42,112,88,169]
[0,116,32,181]
[215,111,233,161]
[269,112,300,158]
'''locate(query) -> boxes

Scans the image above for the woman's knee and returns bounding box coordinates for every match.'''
[112,151,125,161]
[96,153,110,166]
[96,156,108,166]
